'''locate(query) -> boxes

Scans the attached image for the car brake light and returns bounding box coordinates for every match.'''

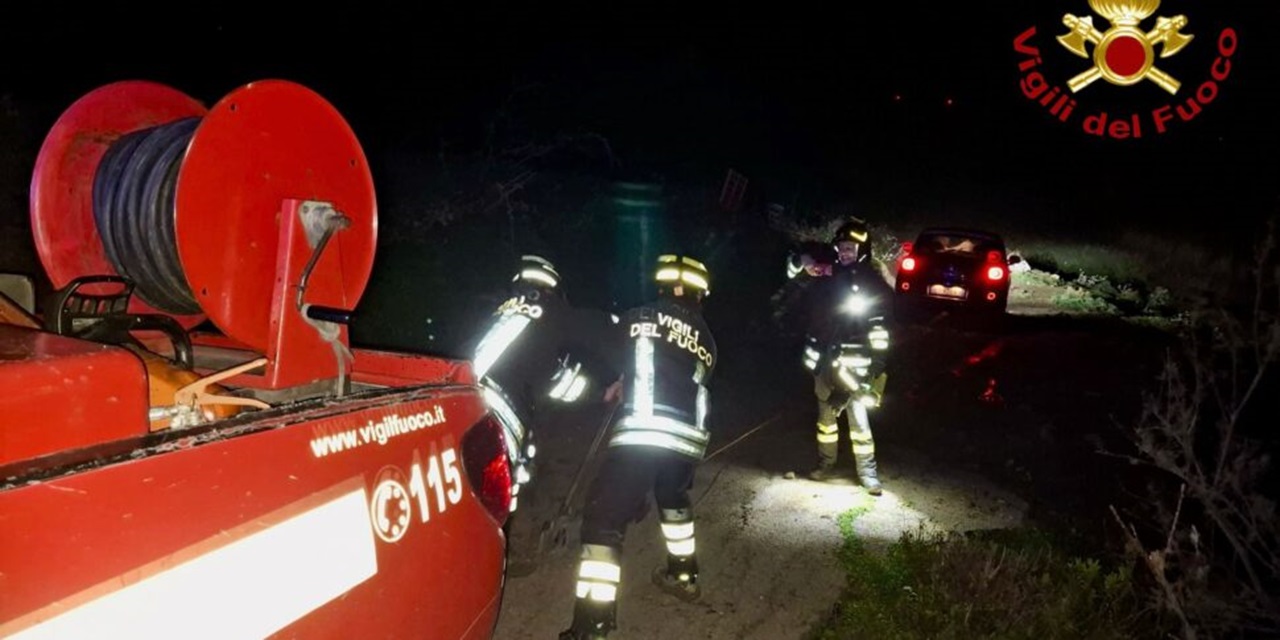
[986,266,1005,281]
[461,413,512,527]
[902,241,914,254]
[901,257,917,272]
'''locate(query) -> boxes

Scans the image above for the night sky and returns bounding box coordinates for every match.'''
[2,2,1278,251]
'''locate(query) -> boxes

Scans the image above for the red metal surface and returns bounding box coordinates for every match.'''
[29,80,208,328]
[259,199,357,388]
[0,390,504,639]
[352,348,477,388]
[0,326,148,465]
[189,331,257,351]
[180,333,478,394]
[176,80,377,354]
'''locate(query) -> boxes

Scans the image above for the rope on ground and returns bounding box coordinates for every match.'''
[704,411,783,462]
[695,410,783,507]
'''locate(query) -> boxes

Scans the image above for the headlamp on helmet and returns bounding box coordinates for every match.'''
[655,254,710,298]
[514,254,560,289]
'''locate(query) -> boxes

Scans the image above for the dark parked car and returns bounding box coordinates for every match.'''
[893,227,1011,321]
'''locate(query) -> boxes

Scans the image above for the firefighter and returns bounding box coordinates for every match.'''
[559,254,717,640]
[779,218,892,495]
[466,254,620,570]
[770,239,835,349]
[783,239,836,280]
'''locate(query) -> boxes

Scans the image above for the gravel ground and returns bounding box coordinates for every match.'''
[492,399,1028,639]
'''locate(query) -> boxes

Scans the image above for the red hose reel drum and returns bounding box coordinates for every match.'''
[30,81,208,327]
[30,79,378,355]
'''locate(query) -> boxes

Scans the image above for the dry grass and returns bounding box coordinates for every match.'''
[809,516,1167,640]
[1010,232,1234,305]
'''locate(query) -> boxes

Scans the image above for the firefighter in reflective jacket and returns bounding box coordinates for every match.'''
[560,254,717,640]
[780,219,891,495]
[467,254,620,510]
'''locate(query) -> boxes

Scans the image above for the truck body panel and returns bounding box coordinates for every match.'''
[0,325,149,464]
[2,377,505,639]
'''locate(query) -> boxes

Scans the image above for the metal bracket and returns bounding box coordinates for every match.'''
[295,202,352,310]
[298,201,347,249]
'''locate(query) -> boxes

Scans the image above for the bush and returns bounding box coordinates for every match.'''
[1109,217,1280,638]
[809,515,1167,640]
[1049,285,1122,315]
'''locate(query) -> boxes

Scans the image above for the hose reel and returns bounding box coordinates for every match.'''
[93,117,202,315]
[30,79,379,389]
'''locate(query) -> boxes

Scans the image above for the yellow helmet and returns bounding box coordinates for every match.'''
[832,218,871,264]
[832,218,869,245]
[513,254,560,289]
[654,254,710,298]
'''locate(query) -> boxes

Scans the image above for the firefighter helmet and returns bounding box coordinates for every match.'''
[832,218,869,245]
[831,218,871,265]
[655,254,710,299]
[513,254,560,289]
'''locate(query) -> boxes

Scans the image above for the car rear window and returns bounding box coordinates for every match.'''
[915,233,1002,257]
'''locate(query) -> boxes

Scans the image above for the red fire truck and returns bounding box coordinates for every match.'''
[0,79,511,638]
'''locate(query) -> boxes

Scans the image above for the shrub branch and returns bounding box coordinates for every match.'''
[1110,217,1280,637]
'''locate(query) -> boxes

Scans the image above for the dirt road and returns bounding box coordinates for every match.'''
[489,269,1170,639]
[492,408,1028,639]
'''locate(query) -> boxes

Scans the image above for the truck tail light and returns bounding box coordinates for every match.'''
[462,414,512,527]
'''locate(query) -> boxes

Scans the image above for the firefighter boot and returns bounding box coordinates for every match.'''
[849,405,882,496]
[854,453,882,496]
[562,544,619,638]
[807,462,844,482]
[559,598,615,640]
[809,417,842,481]
[652,555,701,602]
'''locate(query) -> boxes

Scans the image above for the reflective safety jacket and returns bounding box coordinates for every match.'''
[608,296,717,460]
[472,287,618,403]
[797,266,891,396]
[467,286,620,462]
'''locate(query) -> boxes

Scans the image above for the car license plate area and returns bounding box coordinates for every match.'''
[927,284,968,300]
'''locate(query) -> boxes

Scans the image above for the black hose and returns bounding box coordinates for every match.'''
[93,129,147,274]
[92,117,202,315]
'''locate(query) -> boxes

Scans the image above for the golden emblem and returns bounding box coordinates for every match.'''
[1057,0,1193,94]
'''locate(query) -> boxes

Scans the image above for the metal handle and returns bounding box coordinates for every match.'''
[305,305,353,325]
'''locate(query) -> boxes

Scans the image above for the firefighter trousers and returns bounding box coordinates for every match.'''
[814,375,878,483]
[567,446,699,636]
